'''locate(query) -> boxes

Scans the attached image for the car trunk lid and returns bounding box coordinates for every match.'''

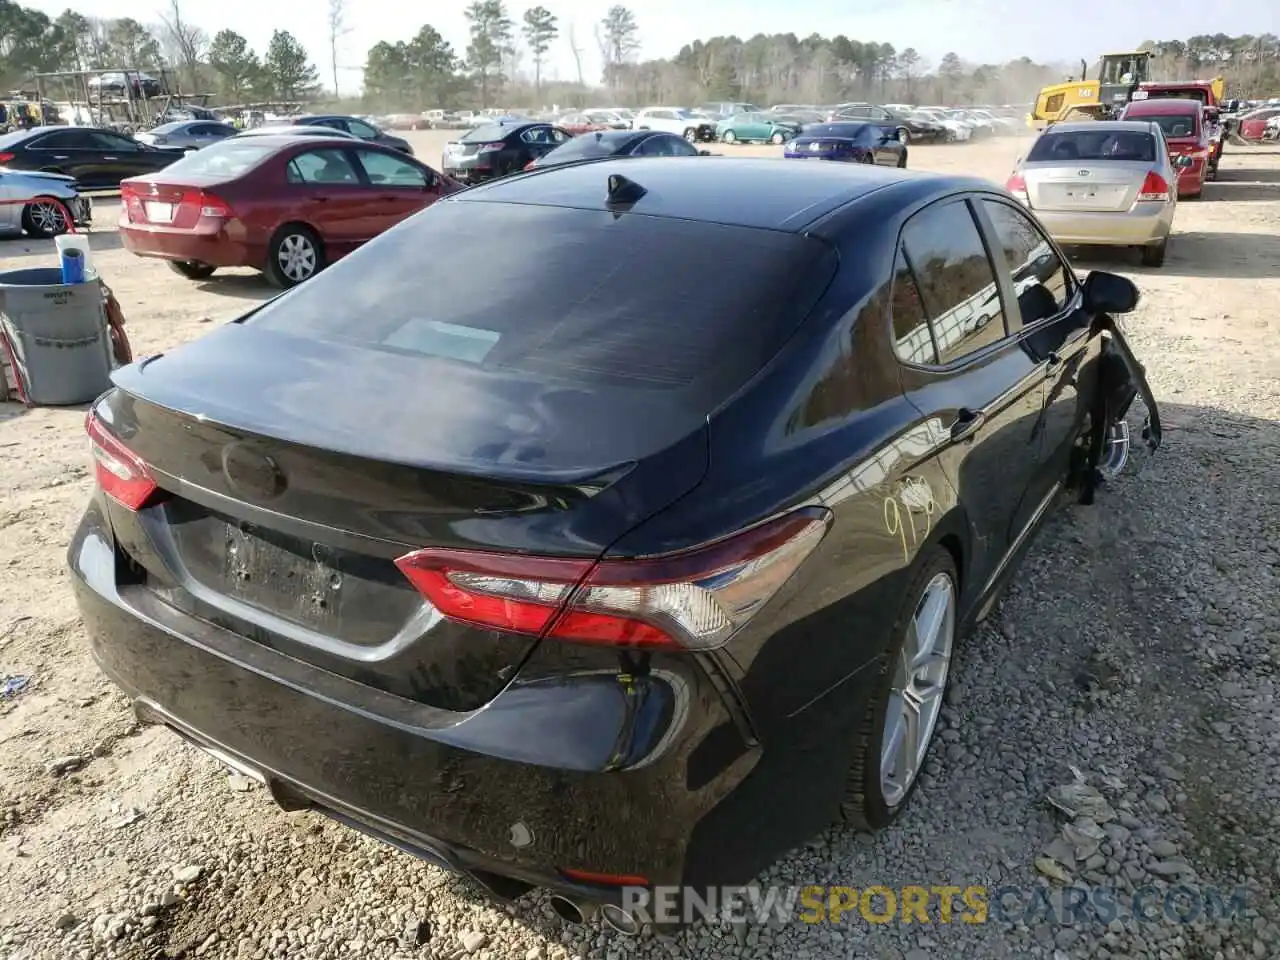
[100,322,711,711]
[121,173,235,228]
[1022,162,1149,212]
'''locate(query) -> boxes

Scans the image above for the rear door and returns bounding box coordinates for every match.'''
[894,196,1047,581]
[349,148,439,236]
[24,128,99,183]
[975,198,1092,498]
[282,146,371,254]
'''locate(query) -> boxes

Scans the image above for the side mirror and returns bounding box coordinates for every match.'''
[1083,270,1140,312]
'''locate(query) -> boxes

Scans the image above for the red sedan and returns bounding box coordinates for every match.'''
[556,112,610,136]
[1238,107,1280,140]
[119,134,460,287]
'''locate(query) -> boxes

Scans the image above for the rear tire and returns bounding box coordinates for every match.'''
[721,130,737,144]
[683,127,698,142]
[265,224,324,288]
[840,546,959,831]
[897,127,911,144]
[1140,239,1167,267]
[897,151,908,168]
[167,260,216,280]
[769,131,786,145]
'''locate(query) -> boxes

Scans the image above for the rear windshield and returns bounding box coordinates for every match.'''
[1028,130,1157,162]
[161,140,277,177]
[541,134,626,161]
[462,124,511,143]
[151,121,188,135]
[1140,89,1209,105]
[247,200,837,398]
[804,123,868,138]
[1127,114,1198,138]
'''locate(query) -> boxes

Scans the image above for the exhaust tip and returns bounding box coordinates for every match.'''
[549,895,596,926]
[601,903,642,936]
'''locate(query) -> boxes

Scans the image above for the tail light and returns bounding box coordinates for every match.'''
[477,142,506,153]
[85,410,160,510]
[1005,172,1028,203]
[1136,171,1170,202]
[0,153,14,165]
[395,507,832,651]
[188,191,232,218]
[120,182,145,221]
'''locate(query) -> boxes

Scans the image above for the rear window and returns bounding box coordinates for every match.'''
[161,140,278,177]
[1129,114,1198,138]
[804,123,869,138]
[1140,89,1208,105]
[462,124,511,143]
[247,201,838,398]
[150,121,188,135]
[1028,130,1157,162]
[542,135,626,161]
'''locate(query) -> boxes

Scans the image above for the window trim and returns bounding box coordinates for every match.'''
[888,194,1014,372]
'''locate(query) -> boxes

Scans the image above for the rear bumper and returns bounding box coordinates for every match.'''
[1032,204,1174,246]
[67,498,774,900]
[119,221,261,268]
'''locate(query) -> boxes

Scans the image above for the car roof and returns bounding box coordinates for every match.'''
[451,156,976,232]
[1125,98,1200,115]
[1042,120,1157,134]
[224,134,349,151]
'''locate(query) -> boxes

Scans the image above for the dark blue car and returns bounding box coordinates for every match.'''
[784,121,908,167]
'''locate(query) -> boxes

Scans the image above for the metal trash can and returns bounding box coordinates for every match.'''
[0,268,112,406]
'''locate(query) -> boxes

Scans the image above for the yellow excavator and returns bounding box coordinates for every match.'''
[1028,51,1156,126]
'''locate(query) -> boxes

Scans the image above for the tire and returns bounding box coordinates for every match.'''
[859,152,873,164]
[897,150,908,169]
[721,130,737,144]
[265,224,324,288]
[897,126,911,144]
[840,546,958,831]
[1140,239,1167,267]
[769,131,786,145]
[21,198,70,238]
[683,127,698,143]
[167,260,216,280]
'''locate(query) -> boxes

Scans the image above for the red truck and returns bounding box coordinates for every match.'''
[1131,80,1225,178]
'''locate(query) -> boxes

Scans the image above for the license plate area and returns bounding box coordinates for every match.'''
[145,201,174,223]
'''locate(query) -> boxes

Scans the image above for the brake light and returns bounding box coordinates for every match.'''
[188,190,232,218]
[477,142,506,153]
[85,410,160,510]
[559,867,650,887]
[0,153,14,165]
[1005,173,1028,203]
[1136,171,1170,202]
[395,507,832,651]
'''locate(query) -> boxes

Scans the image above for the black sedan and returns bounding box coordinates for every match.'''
[441,121,573,182]
[136,120,238,151]
[784,122,907,166]
[527,129,704,170]
[68,158,1160,928]
[0,126,184,189]
[287,114,413,154]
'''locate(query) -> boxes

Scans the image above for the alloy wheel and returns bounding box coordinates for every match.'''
[277,233,317,283]
[879,571,955,808]
[1098,420,1131,478]
[27,201,67,236]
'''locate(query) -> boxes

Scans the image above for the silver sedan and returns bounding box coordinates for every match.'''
[1004,120,1190,267]
[0,167,91,238]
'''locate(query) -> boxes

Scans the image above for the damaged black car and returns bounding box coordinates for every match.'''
[67,159,1159,926]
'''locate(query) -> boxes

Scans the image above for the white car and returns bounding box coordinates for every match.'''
[913,110,971,142]
[631,107,718,142]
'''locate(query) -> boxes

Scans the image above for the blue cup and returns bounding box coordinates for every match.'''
[60,246,85,284]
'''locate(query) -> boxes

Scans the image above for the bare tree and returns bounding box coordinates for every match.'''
[158,0,205,93]
[567,23,584,87]
[327,0,351,98]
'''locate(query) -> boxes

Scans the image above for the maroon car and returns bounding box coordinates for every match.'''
[556,113,611,136]
[118,134,460,288]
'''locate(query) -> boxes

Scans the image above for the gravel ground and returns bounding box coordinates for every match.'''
[1,134,1278,960]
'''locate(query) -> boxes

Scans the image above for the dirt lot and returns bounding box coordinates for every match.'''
[1,131,1278,960]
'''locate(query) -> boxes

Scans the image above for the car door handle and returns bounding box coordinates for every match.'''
[53,155,69,160]
[950,408,986,442]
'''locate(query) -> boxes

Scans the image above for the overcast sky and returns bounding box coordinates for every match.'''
[24,0,1280,96]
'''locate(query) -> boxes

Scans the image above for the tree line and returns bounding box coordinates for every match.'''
[3,0,1278,112]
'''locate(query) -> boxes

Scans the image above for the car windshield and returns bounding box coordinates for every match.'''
[1134,114,1199,138]
[248,200,838,401]
[672,109,697,119]
[161,140,278,177]
[150,121,189,135]
[461,124,512,143]
[1027,129,1156,162]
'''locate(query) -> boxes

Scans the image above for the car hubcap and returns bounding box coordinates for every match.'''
[685,130,696,142]
[30,201,65,234]
[880,572,955,808]
[1099,420,1130,478]
[278,234,316,282]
